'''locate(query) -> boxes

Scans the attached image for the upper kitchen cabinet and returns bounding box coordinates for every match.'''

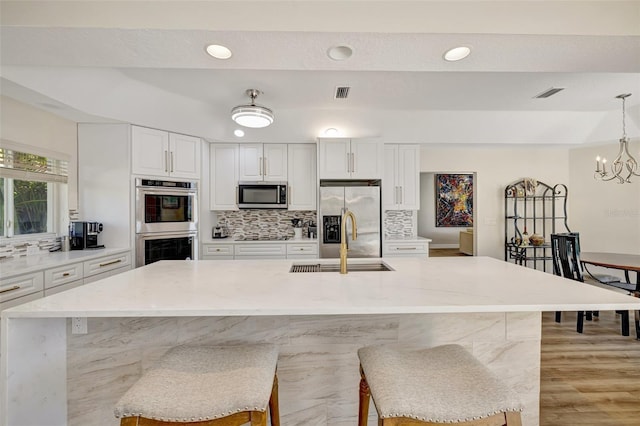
[210,144,239,210]
[131,126,201,179]
[382,144,420,210]
[318,138,382,179]
[239,143,287,182]
[287,144,317,211]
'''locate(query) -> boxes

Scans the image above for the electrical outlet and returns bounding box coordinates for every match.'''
[71,317,88,334]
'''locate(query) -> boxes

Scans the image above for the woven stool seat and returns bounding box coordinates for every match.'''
[114,344,279,424]
[358,344,523,425]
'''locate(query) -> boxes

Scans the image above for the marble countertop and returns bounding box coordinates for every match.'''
[0,247,131,279]
[4,256,639,318]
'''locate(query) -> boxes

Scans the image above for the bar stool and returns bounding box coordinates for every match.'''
[114,344,280,426]
[357,344,523,426]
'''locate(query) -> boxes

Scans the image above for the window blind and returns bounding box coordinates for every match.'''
[0,147,68,183]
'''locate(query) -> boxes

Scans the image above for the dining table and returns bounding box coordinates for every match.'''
[580,252,640,339]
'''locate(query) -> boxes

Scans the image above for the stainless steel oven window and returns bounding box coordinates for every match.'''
[135,232,198,267]
[135,184,198,234]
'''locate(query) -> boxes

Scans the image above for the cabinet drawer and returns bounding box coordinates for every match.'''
[84,251,132,277]
[286,243,318,256]
[44,262,83,289]
[234,243,286,258]
[0,271,44,303]
[383,242,428,257]
[203,244,234,257]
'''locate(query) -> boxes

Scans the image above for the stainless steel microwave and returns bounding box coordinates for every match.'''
[238,182,288,209]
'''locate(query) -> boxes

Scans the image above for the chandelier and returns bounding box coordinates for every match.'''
[231,89,274,128]
[594,93,638,184]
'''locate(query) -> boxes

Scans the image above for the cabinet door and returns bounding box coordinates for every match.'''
[382,145,399,210]
[169,133,201,179]
[131,126,169,176]
[264,144,288,181]
[397,145,420,210]
[318,138,350,179]
[287,144,316,210]
[351,139,382,179]
[239,144,263,181]
[210,144,239,210]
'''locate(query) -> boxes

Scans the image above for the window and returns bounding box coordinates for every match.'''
[0,146,67,238]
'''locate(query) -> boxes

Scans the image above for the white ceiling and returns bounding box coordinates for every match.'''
[1,0,639,145]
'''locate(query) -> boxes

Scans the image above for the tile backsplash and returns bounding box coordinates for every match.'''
[214,210,317,240]
[384,210,415,238]
[0,235,60,260]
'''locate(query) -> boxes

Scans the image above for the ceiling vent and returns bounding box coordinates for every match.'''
[334,86,350,99]
[534,87,565,99]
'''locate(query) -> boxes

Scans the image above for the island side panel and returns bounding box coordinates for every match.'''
[2,317,67,426]
[67,312,541,426]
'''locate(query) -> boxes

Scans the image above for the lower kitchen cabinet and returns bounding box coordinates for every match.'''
[382,238,431,258]
[1,249,132,312]
[287,242,319,259]
[234,243,287,259]
[201,243,234,260]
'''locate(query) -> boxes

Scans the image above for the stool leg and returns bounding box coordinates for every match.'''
[269,373,280,426]
[358,365,371,426]
[505,411,523,426]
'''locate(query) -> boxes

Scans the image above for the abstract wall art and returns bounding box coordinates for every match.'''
[435,174,474,227]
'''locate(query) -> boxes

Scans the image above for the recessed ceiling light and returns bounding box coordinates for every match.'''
[327,45,353,61]
[234,129,245,137]
[205,44,232,60]
[324,128,339,136]
[443,46,471,62]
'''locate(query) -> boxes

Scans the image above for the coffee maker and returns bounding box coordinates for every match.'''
[69,221,104,250]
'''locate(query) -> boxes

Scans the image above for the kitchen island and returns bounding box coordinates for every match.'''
[3,257,640,426]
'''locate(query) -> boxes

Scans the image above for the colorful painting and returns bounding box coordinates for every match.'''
[435,174,474,227]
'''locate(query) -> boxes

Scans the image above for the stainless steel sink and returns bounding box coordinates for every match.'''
[290,262,393,273]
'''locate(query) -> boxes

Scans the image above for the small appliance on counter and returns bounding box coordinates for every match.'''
[69,221,104,250]
[307,221,317,239]
[212,224,229,239]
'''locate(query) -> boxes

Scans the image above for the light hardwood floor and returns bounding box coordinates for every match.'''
[540,310,640,425]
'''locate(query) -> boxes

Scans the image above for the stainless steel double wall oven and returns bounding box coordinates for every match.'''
[135,178,198,267]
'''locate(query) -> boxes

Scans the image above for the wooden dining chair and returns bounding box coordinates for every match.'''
[551,233,630,336]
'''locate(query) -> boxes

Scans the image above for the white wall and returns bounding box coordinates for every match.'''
[420,145,570,260]
[0,96,78,210]
[569,142,640,255]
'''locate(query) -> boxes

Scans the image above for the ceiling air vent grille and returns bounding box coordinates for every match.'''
[534,87,565,99]
[335,86,350,99]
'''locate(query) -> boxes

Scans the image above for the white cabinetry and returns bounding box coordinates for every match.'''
[383,144,420,210]
[132,126,201,179]
[286,242,319,259]
[318,138,382,179]
[0,271,44,304]
[234,243,287,259]
[83,251,132,278]
[287,144,317,210]
[210,144,239,210]
[201,243,234,260]
[239,143,287,181]
[382,239,430,258]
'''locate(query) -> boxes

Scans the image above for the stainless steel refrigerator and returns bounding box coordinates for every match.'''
[319,180,381,258]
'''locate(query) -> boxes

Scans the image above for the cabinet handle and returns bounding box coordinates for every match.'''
[236,186,239,205]
[397,247,417,250]
[264,157,267,176]
[351,153,355,173]
[0,285,20,294]
[346,153,351,172]
[99,259,122,268]
[288,186,292,205]
[259,156,263,176]
[399,186,403,204]
[395,186,399,204]
[62,272,71,277]
[170,151,174,173]
[216,248,221,252]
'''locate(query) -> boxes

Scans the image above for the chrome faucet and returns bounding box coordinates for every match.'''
[340,208,358,274]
